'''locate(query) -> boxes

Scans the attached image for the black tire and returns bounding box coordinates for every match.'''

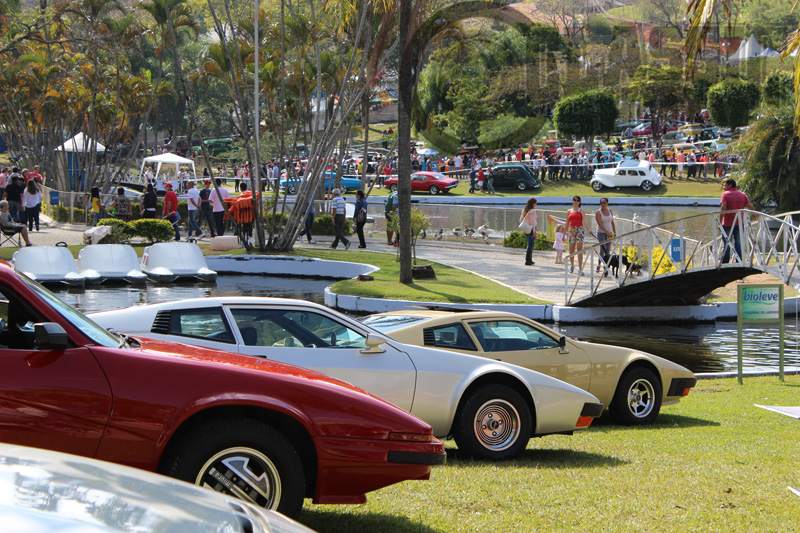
[390,184,398,193]
[591,180,603,191]
[453,384,532,460]
[429,185,440,195]
[161,418,306,518]
[609,367,662,425]
[340,185,349,194]
[287,184,297,194]
[515,181,527,191]
[641,180,653,191]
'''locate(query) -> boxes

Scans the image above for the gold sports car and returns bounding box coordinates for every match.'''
[359,309,697,425]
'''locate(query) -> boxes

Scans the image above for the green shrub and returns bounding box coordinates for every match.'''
[504,231,549,250]
[312,214,352,236]
[96,219,134,244]
[131,219,175,243]
[53,205,70,223]
[264,212,289,233]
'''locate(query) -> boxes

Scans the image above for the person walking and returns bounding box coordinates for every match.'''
[297,193,316,244]
[720,177,755,263]
[519,198,538,266]
[595,197,616,273]
[353,189,368,248]
[22,179,42,231]
[198,179,216,236]
[210,178,230,236]
[163,182,180,241]
[385,189,398,245]
[4,170,24,222]
[141,183,158,219]
[89,187,103,226]
[330,188,350,250]
[553,223,565,264]
[185,179,204,239]
[567,195,592,274]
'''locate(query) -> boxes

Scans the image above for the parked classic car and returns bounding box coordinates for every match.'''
[0,262,446,518]
[279,172,362,194]
[359,309,697,425]
[0,443,315,533]
[488,163,540,190]
[590,159,663,191]
[90,297,605,461]
[384,171,459,195]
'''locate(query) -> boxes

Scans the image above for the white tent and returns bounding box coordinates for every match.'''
[136,152,197,191]
[728,34,765,64]
[55,132,106,153]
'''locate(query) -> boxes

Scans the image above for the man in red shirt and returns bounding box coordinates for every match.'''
[163,182,180,241]
[720,177,754,263]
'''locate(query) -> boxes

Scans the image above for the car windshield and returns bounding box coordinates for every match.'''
[19,273,125,349]
[358,314,429,332]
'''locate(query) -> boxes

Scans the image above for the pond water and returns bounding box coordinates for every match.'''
[53,276,800,375]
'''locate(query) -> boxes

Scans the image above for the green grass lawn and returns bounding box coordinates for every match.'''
[299,374,800,532]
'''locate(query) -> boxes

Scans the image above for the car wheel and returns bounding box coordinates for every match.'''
[429,185,440,195]
[287,184,297,194]
[454,384,531,460]
[161,418,305,518]
[516,181,527,191]
[591,180,603,191]
[609,367,662,425]
[390,184,398,193]
[641,180,653,191]
[340,185,348,194]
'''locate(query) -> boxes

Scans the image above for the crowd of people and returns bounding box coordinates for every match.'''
[0,165,45,246]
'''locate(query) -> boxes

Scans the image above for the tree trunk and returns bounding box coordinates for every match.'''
[397,0,413,284]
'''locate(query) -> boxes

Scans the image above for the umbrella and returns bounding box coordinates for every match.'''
[417,147,439,157]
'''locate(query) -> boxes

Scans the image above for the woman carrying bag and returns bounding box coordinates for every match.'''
[519,198,538,266]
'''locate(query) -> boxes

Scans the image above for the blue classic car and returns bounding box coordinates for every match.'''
[279,171,362,194]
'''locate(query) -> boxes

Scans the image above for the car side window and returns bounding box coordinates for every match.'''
[423,323,477,351]
[229,308,367,349]
[166,308,234,343]
[468,321,559,352]
[0,289,54,350]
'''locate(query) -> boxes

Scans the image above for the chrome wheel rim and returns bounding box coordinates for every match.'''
[473,399,520,451]
[196,447,281,509]
[627,379,655,418]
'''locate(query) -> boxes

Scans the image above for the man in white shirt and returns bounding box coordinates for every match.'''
[186,180,203,239]
[210,178,230,236]
[330,188,350,249]
[453,155,462,171]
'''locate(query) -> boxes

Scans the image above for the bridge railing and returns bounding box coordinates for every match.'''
[562,210,800,305]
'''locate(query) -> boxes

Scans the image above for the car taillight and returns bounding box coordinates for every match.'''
[575,416,594,428]
[389,432,434,443]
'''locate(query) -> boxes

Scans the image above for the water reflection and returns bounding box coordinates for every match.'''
[54,276,800,374]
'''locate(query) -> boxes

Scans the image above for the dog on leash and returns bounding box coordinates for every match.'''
[607,254,642,277]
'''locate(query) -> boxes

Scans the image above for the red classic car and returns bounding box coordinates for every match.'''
[384,171,459,195]
[0,262,445,518]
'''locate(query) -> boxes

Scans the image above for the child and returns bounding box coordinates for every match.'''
[553,223,565,263]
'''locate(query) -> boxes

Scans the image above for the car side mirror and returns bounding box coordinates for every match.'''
[558,335,569,354]
[34,322,69,350]
[361,333,388,354]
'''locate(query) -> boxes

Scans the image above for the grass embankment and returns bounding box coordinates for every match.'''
[300,375,800,532]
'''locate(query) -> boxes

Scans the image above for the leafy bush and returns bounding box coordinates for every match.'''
[96,219,134,244]
[131,219,175,243]
[312,214,352,236]
[53,205,70,223]
[264,212,289,233]
[504,231,549,249]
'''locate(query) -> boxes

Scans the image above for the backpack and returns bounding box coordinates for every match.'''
[356,207,367,223]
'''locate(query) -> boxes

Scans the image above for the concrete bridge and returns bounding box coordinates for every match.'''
[564,210,800,307]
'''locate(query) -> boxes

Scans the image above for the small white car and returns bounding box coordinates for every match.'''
[591,159,663,191]
[90,297,604,461]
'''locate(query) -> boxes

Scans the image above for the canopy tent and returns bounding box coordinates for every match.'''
[136,152,197,191]
[55,132,106,153]
[727,34,766,64]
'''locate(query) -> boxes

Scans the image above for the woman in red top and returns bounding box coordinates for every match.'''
[567,196,592,274]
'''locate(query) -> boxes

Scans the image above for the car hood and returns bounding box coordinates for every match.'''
[0,443,313,533]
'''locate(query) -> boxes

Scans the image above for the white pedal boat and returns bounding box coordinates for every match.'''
[140,242,217,283]
[13,246,100,287]
[76,244,147,284]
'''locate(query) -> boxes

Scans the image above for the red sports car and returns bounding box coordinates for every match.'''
[0,262,445,518]
[384,171,459,195]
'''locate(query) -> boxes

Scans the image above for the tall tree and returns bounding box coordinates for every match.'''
[553,89,619,152]
[706,78,761,130]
